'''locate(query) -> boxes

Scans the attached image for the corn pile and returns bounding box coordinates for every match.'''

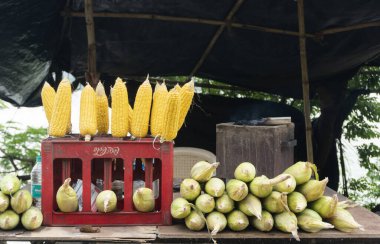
[171,161,364,241]
[0,174,43,230]
[42,76,194,141]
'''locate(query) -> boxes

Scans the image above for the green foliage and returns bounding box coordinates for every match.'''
[0,121,46,175]
[345,96,380,140]
[349,144,380,209]
[344,66,380,209]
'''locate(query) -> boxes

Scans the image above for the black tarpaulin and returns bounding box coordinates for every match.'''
[0,0,380,106]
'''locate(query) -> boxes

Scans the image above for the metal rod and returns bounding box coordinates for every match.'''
[297,0,314,163]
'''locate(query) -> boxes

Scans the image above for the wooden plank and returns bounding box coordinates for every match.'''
[158,225,380,243]
[0,226,157,242]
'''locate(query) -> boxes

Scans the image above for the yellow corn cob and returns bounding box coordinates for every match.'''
[178,78,195,130]
[96,82,109,134]
[174,83,181,92]
[41,82,56,124]
[150,82,168,136]
[128,104,133,132]
[131,77,152,137]
[79,83,97,141]
[161,88,180,141]
[49,78,71,137]
[66,104,72,134]
[111,77,129,137]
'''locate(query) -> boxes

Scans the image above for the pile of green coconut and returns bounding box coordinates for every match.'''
[171,161,363,241]
[0,174,43,230]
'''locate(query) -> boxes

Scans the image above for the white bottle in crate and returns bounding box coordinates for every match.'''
[31,155,42,209]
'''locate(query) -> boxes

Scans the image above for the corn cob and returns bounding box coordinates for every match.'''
[178,78,195,130]
[111,77,129,137]
[160,88,180,141]
[66,104,72,134]
[327,207,364,232]
[174,83,181,92]
[131,77,152,137]
[96,82,109,134]
[128,104,133,132]
[150,82,168,136]
[49,78,71,137]
[79,83,97,141]
[41,82,56,124]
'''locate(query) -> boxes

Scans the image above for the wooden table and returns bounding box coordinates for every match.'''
[1,189,379,243]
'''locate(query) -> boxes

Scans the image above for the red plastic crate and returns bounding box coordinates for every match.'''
[41,135,173,226]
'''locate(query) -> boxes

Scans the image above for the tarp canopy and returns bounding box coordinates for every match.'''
[0,0,380,106]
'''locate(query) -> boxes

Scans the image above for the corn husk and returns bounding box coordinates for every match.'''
[298,208,322,221]
[96,190,117,213]
[0,210,19,230]
[284,161,319,185]
[287,191,307,213]
[227,210,249,231]
[338,200,359,209]
[215,193,234,214]
[133,187,155,212]
[205,178,225,197]
[297,214,334,233]
[263,191,289,214]
[234,162,256,182]
[297,178,328,202]
[195,193,215,214]
[171,197,192,219]
[251,210,273,232]
[0,174,21,195]
[21,206,43,230]
[327,208,364,232]
[190,161,219,182]
[226,179,248,202]
[0,192,9,212]
[310,194,338,218]
[273,174,296,193]
[185,210,206,231]
[56,178,78,212]
[238,194,262,219]
[11,189,32,214]
[207,211,227,235]
[249,174,290,198]
[274,211,300,241]
[180,178,201,201]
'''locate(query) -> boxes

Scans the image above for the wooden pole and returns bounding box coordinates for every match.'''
[84,0,99,88]
[191,0,245,76]
[318,21,380,35]
[63,7,313,38]
[297,0,314,163]
[64,10,380,39]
